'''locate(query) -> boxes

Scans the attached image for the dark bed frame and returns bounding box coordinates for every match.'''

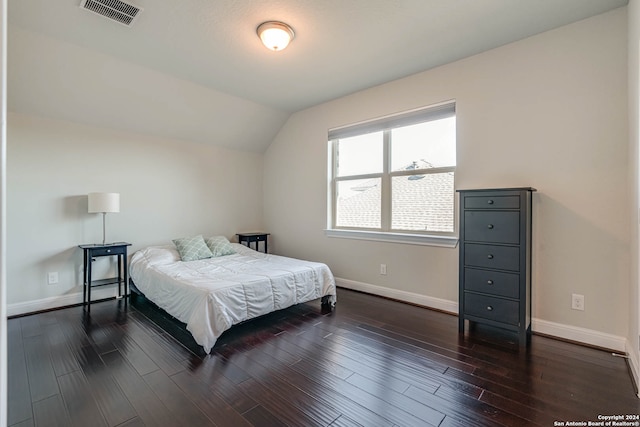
[128,279,334,357]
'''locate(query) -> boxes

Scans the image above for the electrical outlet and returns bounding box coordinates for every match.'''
[47,272,59,285]
[380,264,387,275]
[571,293,584,311]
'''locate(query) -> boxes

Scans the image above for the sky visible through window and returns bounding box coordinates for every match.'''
[337,117,456,177]
[391,117,456,170]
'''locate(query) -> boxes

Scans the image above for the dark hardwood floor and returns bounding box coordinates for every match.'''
[7,287,640,426]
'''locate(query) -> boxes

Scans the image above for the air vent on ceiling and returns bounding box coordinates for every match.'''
[80,0,143,27]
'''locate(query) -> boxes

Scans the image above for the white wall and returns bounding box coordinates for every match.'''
[6,113,264,312]
[264,9,629,346]
[627,0,640,391]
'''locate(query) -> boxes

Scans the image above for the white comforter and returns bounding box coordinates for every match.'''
[129,243,336,353]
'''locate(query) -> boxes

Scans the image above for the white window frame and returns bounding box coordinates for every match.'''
[326,101,458,248]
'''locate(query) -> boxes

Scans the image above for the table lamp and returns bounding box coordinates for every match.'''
[88,192,120,245]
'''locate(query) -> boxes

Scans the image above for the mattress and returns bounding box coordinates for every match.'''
[129,243,336,353]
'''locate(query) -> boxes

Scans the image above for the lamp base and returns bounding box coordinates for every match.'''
[102,212,107,245]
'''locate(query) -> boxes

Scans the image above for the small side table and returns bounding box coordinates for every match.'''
[237,233,270,253]
[79,242,132,310]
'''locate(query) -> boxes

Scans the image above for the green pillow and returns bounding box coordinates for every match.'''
[205,236,236,257]
[172,235,213,262]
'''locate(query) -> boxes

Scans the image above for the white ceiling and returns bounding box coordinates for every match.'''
[7,0,628,151]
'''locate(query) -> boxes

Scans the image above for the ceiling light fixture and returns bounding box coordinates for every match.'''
[257,21,295,51]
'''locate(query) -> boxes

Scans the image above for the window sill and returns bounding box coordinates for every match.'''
[324,229,458,248]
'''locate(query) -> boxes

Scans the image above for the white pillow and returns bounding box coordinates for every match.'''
[137,246,180,266]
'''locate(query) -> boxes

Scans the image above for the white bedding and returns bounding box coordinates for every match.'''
[129,243,336,353]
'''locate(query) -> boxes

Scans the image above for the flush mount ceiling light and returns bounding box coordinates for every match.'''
[257,21,295,51]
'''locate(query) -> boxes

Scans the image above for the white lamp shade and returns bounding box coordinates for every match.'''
[88,192,120,213]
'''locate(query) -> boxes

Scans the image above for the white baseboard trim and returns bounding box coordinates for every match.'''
[625,342,640,398]
[336,277,627,352]
[7,287,120,317]
[336,277,458,314]
[531,318,626,352]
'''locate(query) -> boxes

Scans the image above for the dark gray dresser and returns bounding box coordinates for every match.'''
[457,187,535,346]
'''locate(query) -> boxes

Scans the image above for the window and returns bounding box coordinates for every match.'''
[327,102,456,245]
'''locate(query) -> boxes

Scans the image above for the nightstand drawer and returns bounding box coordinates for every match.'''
[464,293,519,325]
[238,233,269,242]
[464,211,519,244]
[89,246,127,257]
[464,243,520,271]
[464,195,520,210]
[464,268,520,299]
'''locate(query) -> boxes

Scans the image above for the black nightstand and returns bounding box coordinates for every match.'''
[79,242,132,310]
[236,233,270,253]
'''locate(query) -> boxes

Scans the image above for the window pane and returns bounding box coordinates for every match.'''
[336,132,383,177]
[336,178,381,228]
[390,117,456,172]
[391,172,454,232]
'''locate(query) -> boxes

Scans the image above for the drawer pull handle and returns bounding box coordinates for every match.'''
[487,280,494,285]
[487,200,494,205]
[487,254,494,259]
[487,224,494,229]
[486,306,493,311]
[106,249,111,253]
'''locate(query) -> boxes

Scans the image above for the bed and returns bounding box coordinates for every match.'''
[129,239,337,354]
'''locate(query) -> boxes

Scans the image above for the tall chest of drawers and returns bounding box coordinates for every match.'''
[457,187,535,346]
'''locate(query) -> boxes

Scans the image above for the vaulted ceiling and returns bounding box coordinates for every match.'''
[7,0,628,151]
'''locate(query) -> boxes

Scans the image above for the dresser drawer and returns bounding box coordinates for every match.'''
[464,243,519,271]
[464,211,519,244]
[464,268,519,299]
[464,293,519,325]
[464,195,520,210]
